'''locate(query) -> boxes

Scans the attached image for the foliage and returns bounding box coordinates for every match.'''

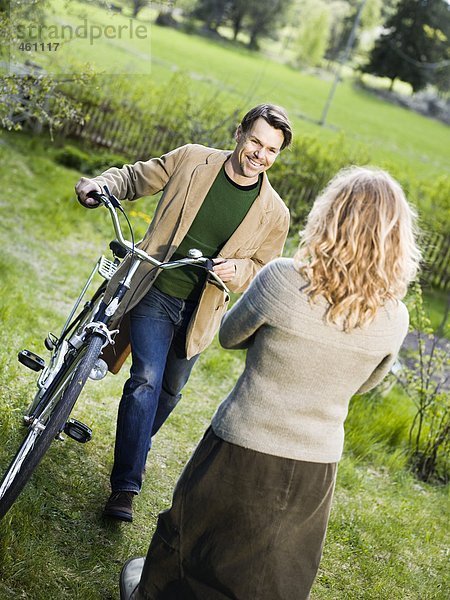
[294,0,331,67]
[244,0,292,50]
[0,0,94,136]
[192,0,292,49]
[394,282,449,483]
[192,0,230,30]
[325,0,382,62]
[129,0,149,18]
[362,0,450,92]
[416,175,450,236]
[0,72,90,137]
[269,134,370,230]
[325,0,354,61]
[228,0,246,40]
[54,144,128,174]
[56,71,241,160]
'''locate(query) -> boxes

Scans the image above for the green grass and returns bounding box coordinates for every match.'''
[0,131,448,599]
[16,0,450,183]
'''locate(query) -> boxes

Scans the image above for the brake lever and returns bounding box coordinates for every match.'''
[102,185,122,209]
[164,257,229,294]
[207,268,230,295]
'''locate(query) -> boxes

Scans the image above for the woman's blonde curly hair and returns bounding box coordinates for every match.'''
[294,166,421,331]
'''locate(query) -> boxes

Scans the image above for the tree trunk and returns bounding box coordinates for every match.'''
[233,17,242,40]
[248,30,259,50]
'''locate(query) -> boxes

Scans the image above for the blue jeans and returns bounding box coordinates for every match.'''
[110,286,199,494]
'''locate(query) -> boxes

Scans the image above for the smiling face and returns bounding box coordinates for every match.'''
[226,117,285,185]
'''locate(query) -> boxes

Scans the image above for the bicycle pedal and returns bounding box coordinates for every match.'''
[18,350,45,372]
[64,419,92,443]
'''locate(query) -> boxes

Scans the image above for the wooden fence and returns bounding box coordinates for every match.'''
[61,96,236,160]
[63,101,188,159]
[420,231,450,291]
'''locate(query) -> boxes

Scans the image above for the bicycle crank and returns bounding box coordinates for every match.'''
[63,419,92,443]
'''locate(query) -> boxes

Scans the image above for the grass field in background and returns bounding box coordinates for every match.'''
[0,131,448,599]
[25,0,450,184]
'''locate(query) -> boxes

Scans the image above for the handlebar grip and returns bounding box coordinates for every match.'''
[76,189,102,209]
[86,190,103,203]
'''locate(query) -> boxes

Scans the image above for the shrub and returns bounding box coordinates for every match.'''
[269,134,370,230]
[54,144,127,175]
[415,175,450,236]
[394,282,449,483]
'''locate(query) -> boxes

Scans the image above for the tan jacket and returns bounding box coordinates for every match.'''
[93,144,290,367]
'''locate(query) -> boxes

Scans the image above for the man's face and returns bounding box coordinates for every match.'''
[231,117,284,181]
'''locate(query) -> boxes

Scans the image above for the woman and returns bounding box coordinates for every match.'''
[120,166,421,600]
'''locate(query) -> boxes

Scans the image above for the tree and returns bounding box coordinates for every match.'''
[245,0,292,49]
[191,0,293,47]
[192,0,231,31]
[295,0,331,67]
[0,0,92,135]
[363,0,450,92]
[129,0,148,18]
[229,0,247,40]
[325,0,382,62]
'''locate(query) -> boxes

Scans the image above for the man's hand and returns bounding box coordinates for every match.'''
[212,258,237,283]
[75,177,103,209]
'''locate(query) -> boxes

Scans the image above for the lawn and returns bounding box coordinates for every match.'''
[14,0,450,183]
[0,131,448,599]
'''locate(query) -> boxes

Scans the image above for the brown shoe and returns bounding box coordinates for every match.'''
[103,491,135,522]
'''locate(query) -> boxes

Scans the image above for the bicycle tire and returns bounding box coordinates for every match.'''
[0,333,104,519]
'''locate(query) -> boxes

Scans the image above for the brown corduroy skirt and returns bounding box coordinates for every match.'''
[136,428,337,600]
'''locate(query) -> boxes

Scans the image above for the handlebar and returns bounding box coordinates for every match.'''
[85,188,230,294]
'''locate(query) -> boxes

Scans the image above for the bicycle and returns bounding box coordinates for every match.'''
[0,186,228,520]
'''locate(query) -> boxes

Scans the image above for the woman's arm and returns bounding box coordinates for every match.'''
[219,264,273,350]
[355,353,398,394]
[356,303,410,394]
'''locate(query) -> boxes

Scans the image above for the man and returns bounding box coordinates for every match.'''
[75,104,292,522]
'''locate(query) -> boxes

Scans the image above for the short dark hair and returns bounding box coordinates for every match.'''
[240,104,293,150]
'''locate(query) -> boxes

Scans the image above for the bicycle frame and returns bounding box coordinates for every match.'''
[24,189,228,422]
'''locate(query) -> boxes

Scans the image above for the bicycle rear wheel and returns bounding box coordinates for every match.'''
[0,333,104,519]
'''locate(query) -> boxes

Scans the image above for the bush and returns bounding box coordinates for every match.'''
[415,175,450,236]
[269,134,370,230]
[54,144,128,175]
[394,282,450,484]
[49,74,448,264]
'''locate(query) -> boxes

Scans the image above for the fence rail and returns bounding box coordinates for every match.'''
[61,95,235,161]
[63,101,187,159]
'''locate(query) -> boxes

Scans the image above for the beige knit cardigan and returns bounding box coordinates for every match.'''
[211,258,409,463]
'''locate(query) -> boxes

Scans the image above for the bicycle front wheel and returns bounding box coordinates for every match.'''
[0,333,105,519]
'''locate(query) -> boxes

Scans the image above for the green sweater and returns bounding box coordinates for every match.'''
[154,166,261,301]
